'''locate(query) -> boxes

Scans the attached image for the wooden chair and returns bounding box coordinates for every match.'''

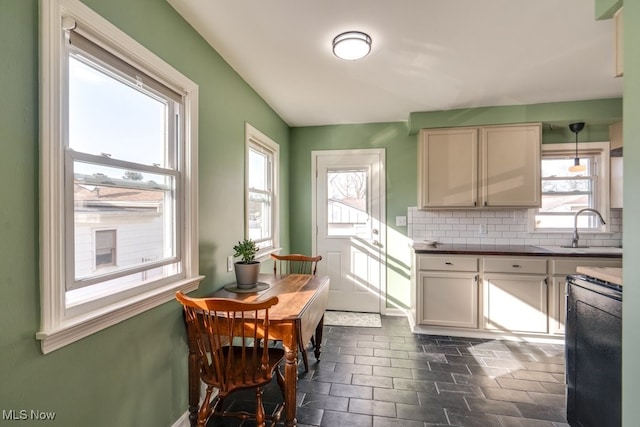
[176,292,285,427]
[270,253,323,372]
[271,253,322,275]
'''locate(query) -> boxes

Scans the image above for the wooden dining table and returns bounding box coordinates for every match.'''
[184,273,330,427]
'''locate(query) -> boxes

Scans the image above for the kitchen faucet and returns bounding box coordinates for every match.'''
[571,208,606,248]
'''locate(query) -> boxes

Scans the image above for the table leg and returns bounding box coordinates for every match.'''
[314,314,324,361]
[283,342,298,427]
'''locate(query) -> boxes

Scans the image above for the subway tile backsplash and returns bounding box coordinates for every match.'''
[408,208,623,247]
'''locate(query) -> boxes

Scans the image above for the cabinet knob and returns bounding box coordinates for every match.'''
[512,264,521,268]
[445,262,453,265]
[484,201,488,207]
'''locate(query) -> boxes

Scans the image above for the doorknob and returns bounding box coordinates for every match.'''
[372,229,379,235]
[373,240,383,248]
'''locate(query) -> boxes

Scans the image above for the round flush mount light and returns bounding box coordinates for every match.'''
[332,31,372,60]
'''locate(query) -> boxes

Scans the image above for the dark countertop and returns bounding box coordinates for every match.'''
[412,243,622,259]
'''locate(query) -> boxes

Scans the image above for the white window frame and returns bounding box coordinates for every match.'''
[245,123,280,259]
[38,0,203,354]
[528,142,610,233]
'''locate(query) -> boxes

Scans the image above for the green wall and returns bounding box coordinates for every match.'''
[0,0,289,425]
[622,3,640,426]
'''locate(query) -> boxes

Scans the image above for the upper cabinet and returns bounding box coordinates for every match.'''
[610,121,623,209]
[418,123,541,209]
[614,8,623,77]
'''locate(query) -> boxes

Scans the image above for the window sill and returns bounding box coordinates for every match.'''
[528,230,613,235]
[255,247,282,262]
[36,275,204,354]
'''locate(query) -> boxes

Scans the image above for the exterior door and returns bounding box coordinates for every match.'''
[312,149,385,313]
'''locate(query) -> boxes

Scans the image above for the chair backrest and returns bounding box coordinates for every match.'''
[176,292,280,394]
[271,253,322,275]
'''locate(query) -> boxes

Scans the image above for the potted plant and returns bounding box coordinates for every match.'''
[233,238,260,288]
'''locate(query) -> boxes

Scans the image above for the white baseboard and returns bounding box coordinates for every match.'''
[172,382,214,427]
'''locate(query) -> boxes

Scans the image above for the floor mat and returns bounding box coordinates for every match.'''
[323,311,382,328]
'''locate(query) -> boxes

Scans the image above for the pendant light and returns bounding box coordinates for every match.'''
[568,122,586,173]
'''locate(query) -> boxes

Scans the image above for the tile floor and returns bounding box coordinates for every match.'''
[207,315,569,427]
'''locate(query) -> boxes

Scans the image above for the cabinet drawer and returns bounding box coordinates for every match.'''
[483,258,547,274]
[551,258,622,276]
[418,256,478,272]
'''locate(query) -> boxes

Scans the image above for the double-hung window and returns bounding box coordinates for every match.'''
[245,124,279,254]
[531,142,610,232]
[39,0,202,353]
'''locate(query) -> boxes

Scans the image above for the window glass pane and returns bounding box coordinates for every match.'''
[541,157,593,177]
[73,161,175,282]
[542,179,592,193]
[248,147,268,191]
[248,191,272,247]
[95,229,116,268]
[68,55,168,167]
[327,169,369,236]
[540,194,590,213]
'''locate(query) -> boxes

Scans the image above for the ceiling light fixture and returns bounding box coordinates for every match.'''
[568,122,587,173]
[332,31,372,61]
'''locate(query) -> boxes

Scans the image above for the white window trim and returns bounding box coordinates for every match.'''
[528,141,611,234]
[244,123,279,257]
[38,0,203,354]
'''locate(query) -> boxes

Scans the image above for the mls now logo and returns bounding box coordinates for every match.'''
[2,410,56,421]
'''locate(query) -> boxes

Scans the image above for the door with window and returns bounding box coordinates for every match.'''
[313,149,385,313]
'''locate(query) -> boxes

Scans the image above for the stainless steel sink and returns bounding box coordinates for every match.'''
[534,245,623,255]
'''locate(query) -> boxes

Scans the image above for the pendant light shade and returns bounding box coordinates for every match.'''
[332,31,372,60]
[568,122,586,173]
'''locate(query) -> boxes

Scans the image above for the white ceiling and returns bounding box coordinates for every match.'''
[168,0,622,127]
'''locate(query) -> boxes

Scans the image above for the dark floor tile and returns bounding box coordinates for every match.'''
[422,344,462,355]
[482,357,527,370]
[297,379,331,395]
[355,355,391,367]
[539,382,566,395]
[358,340,390,350]
[329,383,373,399]
[333,362,373,375]
[411,368,456,382]
[526,391,566,407]
[295,406,324,426]
[446,409,504,427]
[417,390,469,410]
[320,409,373,427]
[373,387,419,405]
[467,364,513,377]
[445,354,486,366]
[396,403,448,424]
[452,373,501,388]
[318,352,356,364]
[372,415,425,427]
[405,351,448,363]
[481,387,535,404]
[514,402,567,423]
[373,348,409,359]
[428,361,472,375]
[496,377,548,392]
[372,365,413,379]
[436,381,484,396]
[465,396,521,417]
[390,357,431,370]
[348,398,396,417]
[300,393,349,411]
[310,371,353,385]
[499,415,556,426]
[339,346,375,357]
[392,377,438,393]
[352,373,394,388]
[521,361,565,374]
[511,370,560,383]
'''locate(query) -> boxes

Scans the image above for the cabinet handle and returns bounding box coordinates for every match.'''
[475,275,479,282]
[484,201,488,207]
[512,264,521,268]
[544,278,548,286]
[445,262,453,265]
[474,201,477,206]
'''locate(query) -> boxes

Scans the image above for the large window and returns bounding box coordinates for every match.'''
[245,124,279,254]
[531,142,610,232]
[39,0,202,353]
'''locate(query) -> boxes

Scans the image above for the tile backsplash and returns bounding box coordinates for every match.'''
[408,208,622,247]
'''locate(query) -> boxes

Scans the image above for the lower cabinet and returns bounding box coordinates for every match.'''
[483,274,548,334]
[418,271,478,328]
[414,254,622,338]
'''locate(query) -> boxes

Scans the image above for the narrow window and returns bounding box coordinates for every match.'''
[95,230,117,268]
[245,124,279,253]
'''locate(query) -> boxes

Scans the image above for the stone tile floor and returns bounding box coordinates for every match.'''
[207,315,569,427]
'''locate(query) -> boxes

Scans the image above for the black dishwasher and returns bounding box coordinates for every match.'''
[566,274,622,427]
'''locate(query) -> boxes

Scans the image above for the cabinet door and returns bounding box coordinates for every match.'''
[418,128,477,208]
[418,271,478,328]
[483,274,548,333]
[550,275,567,335]
[480,124,541,207]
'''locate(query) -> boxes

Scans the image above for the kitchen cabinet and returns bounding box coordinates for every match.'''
[413,251,622,338]
[549,258,623,334]
[418,123,541,209]
[614,8,623,77]
[610,121,623,209]
[416,256,479,328]
[483,258,548,334]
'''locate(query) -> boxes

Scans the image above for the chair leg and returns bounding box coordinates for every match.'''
[197,386,215,427]
[255,386,265,427]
